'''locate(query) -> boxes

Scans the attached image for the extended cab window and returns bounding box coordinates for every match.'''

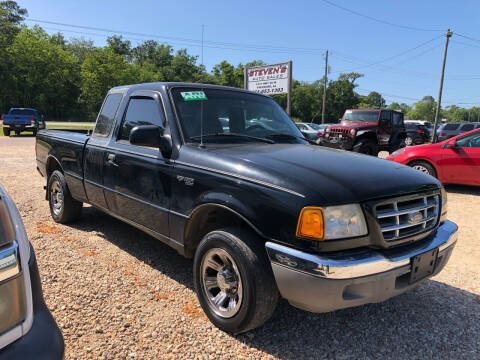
[94,93,123,137]
[119,97,164,141]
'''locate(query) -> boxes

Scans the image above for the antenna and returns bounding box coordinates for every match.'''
[201,24,204,67]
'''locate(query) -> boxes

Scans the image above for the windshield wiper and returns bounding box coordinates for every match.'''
[189,133,275,144]
[264,133,314,144]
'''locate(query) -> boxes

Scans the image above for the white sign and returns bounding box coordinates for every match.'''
[246,62,291,95]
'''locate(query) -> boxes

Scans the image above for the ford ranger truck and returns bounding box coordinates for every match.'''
[320,108,407,155]
[35,83,457,334]
[2,108,46,137]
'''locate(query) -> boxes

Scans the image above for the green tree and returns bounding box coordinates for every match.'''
[407,96,437,121]
[106,35,131,57]
[80,47,137,119]
[6,26,79,119]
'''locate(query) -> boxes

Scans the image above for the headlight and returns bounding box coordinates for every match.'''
[296,204,368,241]
[390,148,406,157]
[325,127,330,133]
[349,129,356,136]
[440,187,447,223]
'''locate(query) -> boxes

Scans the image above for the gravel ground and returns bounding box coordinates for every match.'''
[1,137,479,360]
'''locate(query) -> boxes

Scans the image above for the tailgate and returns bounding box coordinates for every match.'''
[3,116,31,126]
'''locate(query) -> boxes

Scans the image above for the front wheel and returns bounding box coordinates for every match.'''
[353,139,378,156]
[193,228,278,334]
[48,170,83,223]
[409,160,437,178]
[3,129,10,137]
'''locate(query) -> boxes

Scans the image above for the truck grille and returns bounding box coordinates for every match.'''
[374,193,440,241]
[328,128,349,137]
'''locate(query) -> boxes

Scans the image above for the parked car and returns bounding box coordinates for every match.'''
[320,109,406,155]
[405,120,432,139]
[437,122,477,142]
[1,108,46,137]
[296,122,321,141]
[36,83,457,334]
[387,128,480,186]
[0,183,64,359]
[405,123,430,145]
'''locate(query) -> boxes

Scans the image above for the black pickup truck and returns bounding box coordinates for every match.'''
[36,83,458,334]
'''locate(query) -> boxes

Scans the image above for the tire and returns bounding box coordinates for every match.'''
[409,160,437,178]
[47,170,82,223]
[193,228,279,334]
[15,130,20,136]
[3,129,10,137]
[353,139,378,156]
[405,136,413,146]
[33,128,37,137]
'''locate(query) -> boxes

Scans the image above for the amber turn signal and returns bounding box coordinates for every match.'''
[296,207,325,241]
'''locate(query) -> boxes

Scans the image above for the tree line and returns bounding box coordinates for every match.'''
[1,1,478,123]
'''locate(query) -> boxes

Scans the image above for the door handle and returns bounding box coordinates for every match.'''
[107,153,119,167]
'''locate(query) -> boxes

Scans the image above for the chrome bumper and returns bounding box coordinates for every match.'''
[265,220,458,313]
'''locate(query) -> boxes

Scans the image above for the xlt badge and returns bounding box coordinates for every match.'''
[177,175,194,186]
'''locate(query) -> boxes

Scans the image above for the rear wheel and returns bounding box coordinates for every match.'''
[405,136,413,146]
[32,128,37,137]
[15,130,20,136]
[409,160,437,178]
[353,139,378,156]
[48,170,83,223]
[193,228,278,334]
[3,129,10,137]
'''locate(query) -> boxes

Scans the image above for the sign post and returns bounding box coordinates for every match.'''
[245,61,293,116]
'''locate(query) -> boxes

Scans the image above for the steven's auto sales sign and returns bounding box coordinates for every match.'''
[246,62,291,95]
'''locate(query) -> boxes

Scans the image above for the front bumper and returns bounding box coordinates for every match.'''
[319,136,354,150]
[265,220,457,313]
[0,246,64,360]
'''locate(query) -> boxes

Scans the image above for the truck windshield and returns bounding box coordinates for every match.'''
[343,111,379,123]
[10,109,35,116]
[171,88,305,143]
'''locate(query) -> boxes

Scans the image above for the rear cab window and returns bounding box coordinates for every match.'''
[93,93,123,137]
[118,97,165,143]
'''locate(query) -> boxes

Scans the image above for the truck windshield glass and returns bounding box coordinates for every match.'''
[171,88,305,143]
[343,111,379,123]
[10,109,35,116]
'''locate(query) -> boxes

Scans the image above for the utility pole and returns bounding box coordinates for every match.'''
[433,29,453,142]
[321,50,328,124]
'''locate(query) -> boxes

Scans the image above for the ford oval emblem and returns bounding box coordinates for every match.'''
[408,212,423,224]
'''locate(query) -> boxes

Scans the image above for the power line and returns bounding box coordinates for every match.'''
[454,32,480,44]
[318,0,444,32]
[330,36,442,74]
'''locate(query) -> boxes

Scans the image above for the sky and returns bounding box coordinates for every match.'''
[18,0,480,107]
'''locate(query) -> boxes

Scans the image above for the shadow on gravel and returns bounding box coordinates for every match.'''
[445,184,480,196]
[71,206,479,359]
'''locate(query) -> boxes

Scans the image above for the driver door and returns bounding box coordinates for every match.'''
[103,91,172,238]
[441,131,480,185]
[377,110,392,146]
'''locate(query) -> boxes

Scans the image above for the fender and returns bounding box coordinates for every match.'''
[356,129,377,138]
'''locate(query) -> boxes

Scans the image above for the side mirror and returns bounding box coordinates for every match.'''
[129,125,172,157]
[443,139,457,149]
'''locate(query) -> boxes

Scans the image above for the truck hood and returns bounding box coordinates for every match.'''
[179,143,441,205]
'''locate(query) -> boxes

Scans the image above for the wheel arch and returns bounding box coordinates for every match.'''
[46,155,63,179]
[183,203,266,258]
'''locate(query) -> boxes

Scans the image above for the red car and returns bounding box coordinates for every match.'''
[387,128,480,186]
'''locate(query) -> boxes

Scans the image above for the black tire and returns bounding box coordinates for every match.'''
[3,129,10,137]
[193,228,278,334]
[409,160,437,178]
[15,130,20,136]
[33,128,37,137]
[47,170,82,223]
[353,139,378,156]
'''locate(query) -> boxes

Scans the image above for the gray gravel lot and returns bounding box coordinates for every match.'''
[1,137,479,359]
